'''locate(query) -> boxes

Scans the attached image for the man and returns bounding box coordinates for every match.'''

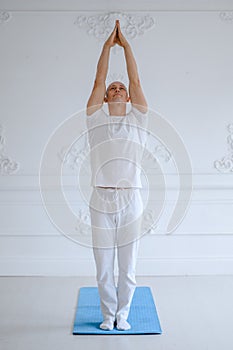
[86,20,148,331]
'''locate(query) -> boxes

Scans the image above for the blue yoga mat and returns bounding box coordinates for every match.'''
[73,286,162,335]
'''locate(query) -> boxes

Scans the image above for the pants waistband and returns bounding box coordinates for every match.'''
[94,186,141,191]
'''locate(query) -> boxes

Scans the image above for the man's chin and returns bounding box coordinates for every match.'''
[111,99,126,103]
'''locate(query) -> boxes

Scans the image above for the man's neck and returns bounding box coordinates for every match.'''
[108,102,127,116]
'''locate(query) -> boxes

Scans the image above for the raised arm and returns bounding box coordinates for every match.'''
[115,20,147,113]
[86,23,118,116]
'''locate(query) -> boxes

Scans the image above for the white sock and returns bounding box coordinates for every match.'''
[100,319,114,331]
[116,318,131,331]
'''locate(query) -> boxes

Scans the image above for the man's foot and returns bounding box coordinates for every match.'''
[116,318,131,330]
[100,319,114,330]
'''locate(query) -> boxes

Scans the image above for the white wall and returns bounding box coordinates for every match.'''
[0,1,233,275]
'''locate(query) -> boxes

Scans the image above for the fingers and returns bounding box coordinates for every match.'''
[116,20,124,39]
[105,20,124,47]
[114,20,118,31]
[116,19,120,33]
[107,22,117,43]
[116,19,122,33]
[108,20,117,37]
[111,23,117,36]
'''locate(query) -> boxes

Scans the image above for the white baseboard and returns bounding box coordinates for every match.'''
[0,256,233,276]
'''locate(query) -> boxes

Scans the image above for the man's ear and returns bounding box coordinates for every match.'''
[104,96,108,103]
[127,96,131,102]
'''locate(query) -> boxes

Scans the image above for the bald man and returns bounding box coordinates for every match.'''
[86,20,148,331]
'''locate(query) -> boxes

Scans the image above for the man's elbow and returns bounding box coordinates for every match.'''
[129,78,141,88]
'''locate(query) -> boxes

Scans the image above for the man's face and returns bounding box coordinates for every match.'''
[105,81,129,103]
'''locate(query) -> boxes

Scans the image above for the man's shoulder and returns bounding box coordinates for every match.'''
[86,106,105,118]
[86,107,107,130]
[128,105,148,123]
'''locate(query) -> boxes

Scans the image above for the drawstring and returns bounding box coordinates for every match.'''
[113,188,119,200]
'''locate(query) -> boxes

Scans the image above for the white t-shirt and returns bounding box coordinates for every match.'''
[86,106,148,188]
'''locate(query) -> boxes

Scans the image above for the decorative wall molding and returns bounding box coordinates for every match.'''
[214,123,233,173]
[58,131,90,173]
[75,208,92,236]
[219,12,233,22]
[143,143,171,166]
[0,124,20,175]
[0,11,12,24]
[74,12,155,53]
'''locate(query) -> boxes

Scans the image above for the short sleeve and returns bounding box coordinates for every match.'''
[130,106,148,128]
[86,108,105,130]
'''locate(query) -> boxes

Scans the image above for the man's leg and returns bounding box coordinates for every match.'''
[115,189,143,330]
[89,188,118,330]
[93,246,117,329]
[116,239,139,329]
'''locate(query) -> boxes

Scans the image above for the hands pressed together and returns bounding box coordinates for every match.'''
[105,20,129,49]
[86,18,147,115]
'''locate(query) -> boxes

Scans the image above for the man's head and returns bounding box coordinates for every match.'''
[104,81,130,104]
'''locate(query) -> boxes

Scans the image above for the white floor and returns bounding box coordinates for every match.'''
[0,275,233,350]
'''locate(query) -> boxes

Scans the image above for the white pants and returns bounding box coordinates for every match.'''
[89,187,143,321]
